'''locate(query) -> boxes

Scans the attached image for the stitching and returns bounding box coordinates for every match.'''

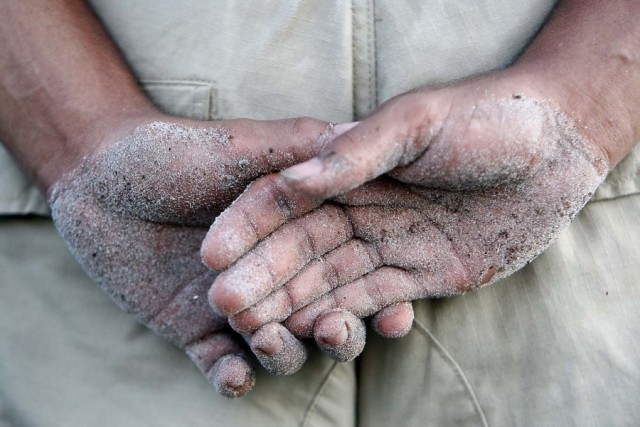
[413,317,489,427]
[138,78,218,121]
[139,78,216,86]
[588,191,640,204]
[352,0,377,119]
[300,361,342,427]
[351,0,358,119]
[368,0,377,112]
[208,86,218,120]
[364,0,373,114]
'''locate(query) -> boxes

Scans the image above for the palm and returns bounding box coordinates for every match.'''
[205,86,608,366]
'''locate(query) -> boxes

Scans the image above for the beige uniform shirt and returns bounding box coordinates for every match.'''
[1,1,639,426]
[1,0,638,214]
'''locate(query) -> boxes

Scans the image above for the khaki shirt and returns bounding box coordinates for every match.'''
[3,0,637,215]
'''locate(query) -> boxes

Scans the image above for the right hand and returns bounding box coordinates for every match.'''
[48,112,334,397]
[203,72,610,371]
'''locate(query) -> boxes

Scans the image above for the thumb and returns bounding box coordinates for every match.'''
[280,95,436,198]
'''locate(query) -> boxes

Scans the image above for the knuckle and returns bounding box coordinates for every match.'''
[289,116,323,135]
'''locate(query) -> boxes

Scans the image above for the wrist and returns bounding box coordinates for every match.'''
[511,58,635,172]
[0,0,170,197]
[41,101,164,197]
[509,0,640,169]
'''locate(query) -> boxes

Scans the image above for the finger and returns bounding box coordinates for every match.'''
[249,322,308,375]
[201,173,324,271]
[282,205,469,337]
[185,332,256,398]
[211,355,257,398]
[220,118,329,166]
[215,119,358,167]
[280,94,434,198]
[371,301,414,338]
[147,272,227,347]
[313,309,366,362]
[201,123,357,270]
[208,204,353,316]
[229,239,382,334]
[284,267,420,338]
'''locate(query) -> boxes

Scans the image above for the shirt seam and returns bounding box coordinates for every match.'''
[413,317,490,427]
[300,360,342,427]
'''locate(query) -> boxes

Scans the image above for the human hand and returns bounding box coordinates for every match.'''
[202,72,610,372]
[48,113,334,397]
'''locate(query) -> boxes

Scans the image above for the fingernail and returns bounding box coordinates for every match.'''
[281,158,324,180]
[333,121,359,136]
[251,331,284,356]
[316,321,349,347]
[212,355,256,398]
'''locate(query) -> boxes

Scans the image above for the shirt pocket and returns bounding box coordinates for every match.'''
[141,79,217,120]
[0,80,218,216]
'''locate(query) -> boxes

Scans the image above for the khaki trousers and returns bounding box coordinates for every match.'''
[1,188,640,426]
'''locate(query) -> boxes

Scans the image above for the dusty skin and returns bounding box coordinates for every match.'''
[204,79,610,375]
[49,117,338,397]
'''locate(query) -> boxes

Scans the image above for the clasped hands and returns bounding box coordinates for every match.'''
[49,74,608,398]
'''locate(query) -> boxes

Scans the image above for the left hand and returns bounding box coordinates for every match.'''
[49,114,335,396]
